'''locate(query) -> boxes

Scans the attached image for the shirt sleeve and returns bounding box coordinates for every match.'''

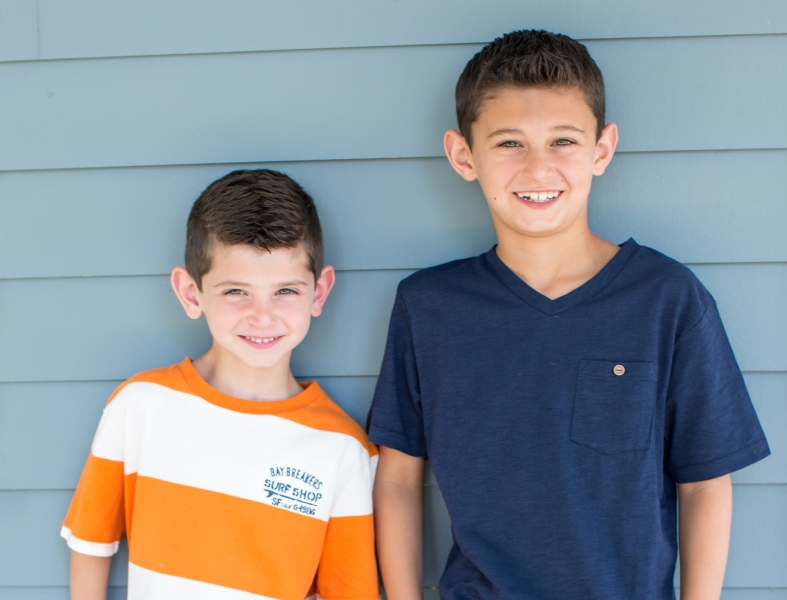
[61,397,127,557]
[665,300,770,483]
[366,289,428,458]
[315,452,379,599]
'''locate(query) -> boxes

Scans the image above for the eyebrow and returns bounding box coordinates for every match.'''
[278,280,310,287]
[553,124,585,134]
[487,124,585,138]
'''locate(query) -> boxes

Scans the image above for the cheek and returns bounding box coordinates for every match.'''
[478,163,518,201]
[280,298,315,324]
[558,155,595,184]
[205,301,246,326]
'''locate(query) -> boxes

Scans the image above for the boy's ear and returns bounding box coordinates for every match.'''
[171,266,203,320]
[310,265,335,317]
[593,122,619,176]
[444,129,478,182]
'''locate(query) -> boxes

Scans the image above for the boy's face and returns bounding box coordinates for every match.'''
[173,243,333,379]
[444,86,617,245]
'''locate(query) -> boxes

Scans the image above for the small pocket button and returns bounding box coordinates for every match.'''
[571,360,656,454]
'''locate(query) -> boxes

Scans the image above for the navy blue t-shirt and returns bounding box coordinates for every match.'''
[367,239,770,599]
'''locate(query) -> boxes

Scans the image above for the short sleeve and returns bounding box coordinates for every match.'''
[366,289,428,458]
[61,399,127,556]
[665,300,770,483]
[316,455,379,599]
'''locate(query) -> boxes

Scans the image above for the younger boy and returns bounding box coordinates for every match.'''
[368,30,769,599]
[62,169,379,599]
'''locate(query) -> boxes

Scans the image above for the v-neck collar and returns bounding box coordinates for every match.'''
[484,238,639,316]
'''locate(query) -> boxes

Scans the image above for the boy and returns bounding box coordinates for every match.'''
[62,169,379,600]
[367,30,769,599]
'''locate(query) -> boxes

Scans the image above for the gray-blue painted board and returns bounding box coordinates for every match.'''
[3,36,787,171]
[0,275,214,383]
[592,35,787,154]
[720,592,787,600]
[0,265,785,383]
[0,0,38,62]
[0,271,402,382]
[0,491,128,586]
[0,45,458,170]
[590,150,787,265]
[7,0,782,62]
[724,485,787,587]
[1,374,780,491]
[3,150,787,280]
[0,381,114,490]
[0,159,494,278]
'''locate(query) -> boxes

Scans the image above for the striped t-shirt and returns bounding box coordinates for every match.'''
[62,358,379,599]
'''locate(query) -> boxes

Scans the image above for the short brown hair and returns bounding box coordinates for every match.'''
[456,29,605,146]
[185,169,323,290]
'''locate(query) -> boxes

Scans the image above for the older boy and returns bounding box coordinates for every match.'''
[63,170,379,599]
[368,30,769,599]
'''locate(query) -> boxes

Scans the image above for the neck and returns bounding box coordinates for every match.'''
[495,228,619,300]
[192,347,303,401]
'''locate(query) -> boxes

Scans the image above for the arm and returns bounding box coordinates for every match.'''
[373,446,425,600]
[70,550,111,600]
[678,474,733,600]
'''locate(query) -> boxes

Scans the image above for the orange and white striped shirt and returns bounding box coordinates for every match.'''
[62,359,379,599]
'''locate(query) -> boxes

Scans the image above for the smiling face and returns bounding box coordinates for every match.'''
[173,243,334,383]
[445,86,617,247]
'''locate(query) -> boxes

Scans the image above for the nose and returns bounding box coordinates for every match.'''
[247,297,277,326]
[521,147,552,181]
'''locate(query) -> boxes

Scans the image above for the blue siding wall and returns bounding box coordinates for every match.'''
[1,2,785,597]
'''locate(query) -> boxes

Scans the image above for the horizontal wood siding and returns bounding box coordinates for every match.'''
[0,1,786,62]
[0,3,783,597]
[3,36,787,172]
[0,265,784,383]
[2,150,787,281]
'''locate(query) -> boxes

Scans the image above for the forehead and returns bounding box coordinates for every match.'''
[206,242,311,280]
[476,85,595,130]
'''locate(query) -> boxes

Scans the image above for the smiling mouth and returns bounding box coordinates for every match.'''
[516,191,560,203]
[242,335,280,344]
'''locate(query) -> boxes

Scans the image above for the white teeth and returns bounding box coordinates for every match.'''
[517,191,559,202]
[247,336,276,343]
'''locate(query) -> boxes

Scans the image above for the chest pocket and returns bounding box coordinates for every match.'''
[570,360,657,454]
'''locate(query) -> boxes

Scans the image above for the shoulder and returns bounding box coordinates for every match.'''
[629,243,703,287]
[294,382,378,460]
[106,360,191,406]
[396,252,492,305]
[622,241,715,326]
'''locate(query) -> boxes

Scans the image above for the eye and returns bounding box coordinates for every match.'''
[276,288,299,296]
[223,288,246,296]
[553,138,576,146]
[498,140,522,148]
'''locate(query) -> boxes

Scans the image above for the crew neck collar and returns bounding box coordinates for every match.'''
[177,357,320,415]
[484,238,639,316]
